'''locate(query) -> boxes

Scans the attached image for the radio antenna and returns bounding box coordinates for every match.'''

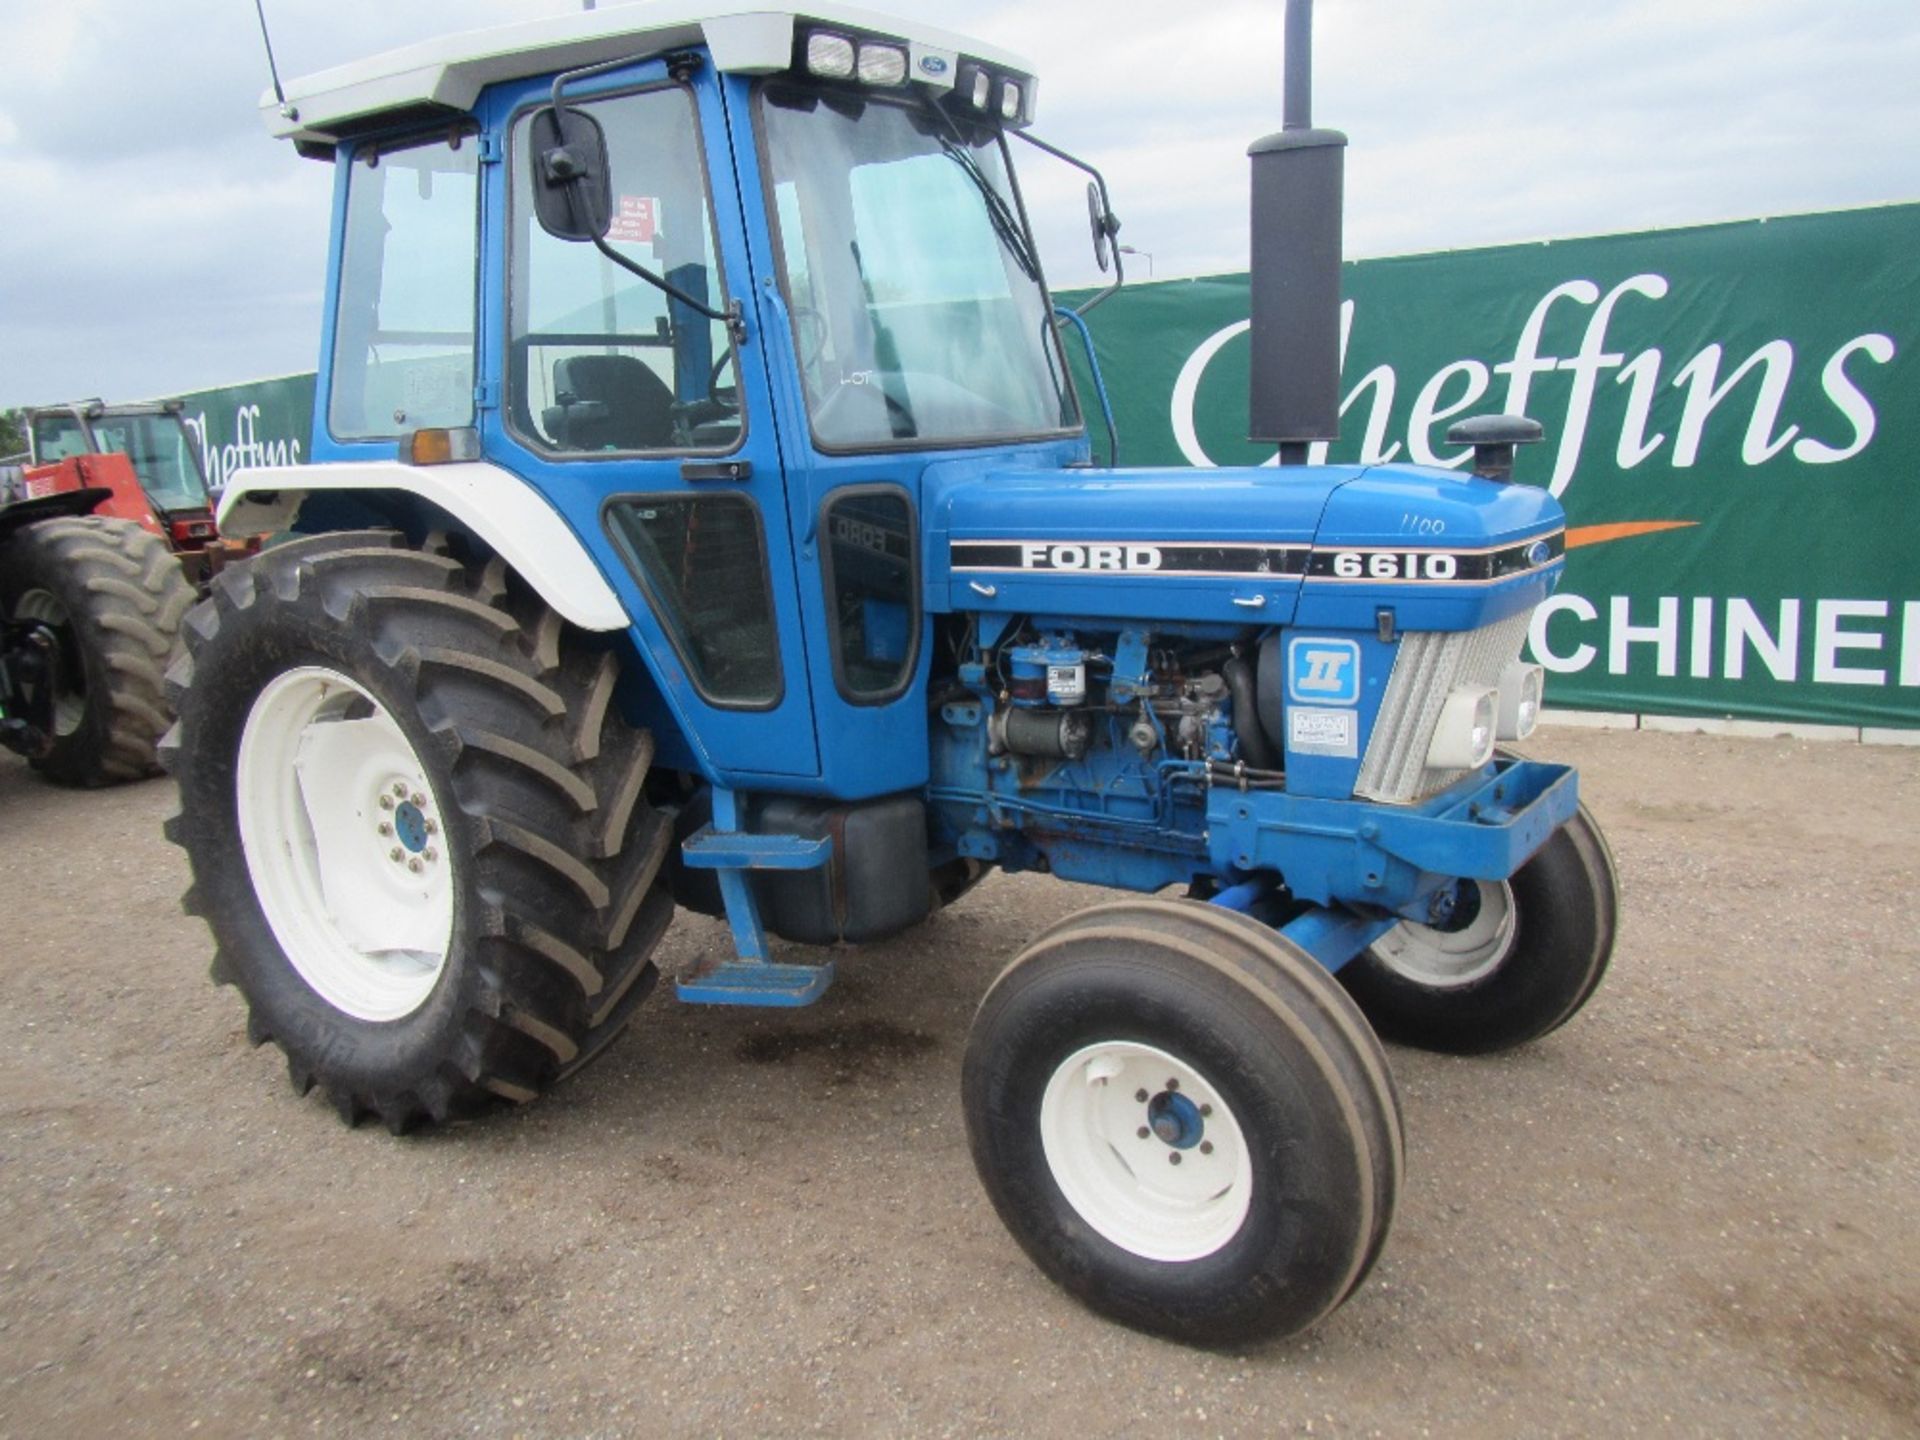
[252,0,293,117]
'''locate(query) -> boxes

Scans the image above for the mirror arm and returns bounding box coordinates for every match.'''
[585,233,747,343]
[1011,129,1126,315]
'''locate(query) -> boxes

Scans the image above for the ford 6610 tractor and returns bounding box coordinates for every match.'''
[165,1,1616,1345]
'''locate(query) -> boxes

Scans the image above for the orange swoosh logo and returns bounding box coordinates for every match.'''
[1565,520,1699,550]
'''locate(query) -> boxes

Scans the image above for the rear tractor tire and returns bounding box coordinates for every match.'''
[1337,805,1619,1055]
[161,530,675,1131]
[963,898,1402,1347]
[0,515,192,786]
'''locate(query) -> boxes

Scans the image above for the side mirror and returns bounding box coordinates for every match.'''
[1086,181,1114,273]
[530,106,612,242]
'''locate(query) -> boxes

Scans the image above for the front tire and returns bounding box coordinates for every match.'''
[0,515,191,785]
[963,898,1402,1347]
[1337,805,1619,1054]
[162,530,674,1130]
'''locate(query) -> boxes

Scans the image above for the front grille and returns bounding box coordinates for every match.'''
[1354,609,1534,804]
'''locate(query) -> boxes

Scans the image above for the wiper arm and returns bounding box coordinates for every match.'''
[923,100,1039,282]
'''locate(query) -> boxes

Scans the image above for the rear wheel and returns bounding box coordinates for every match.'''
[963,898,1401,1346]
[0,515,191,785]
[162,530,674,1130]
[1337,806,1618,1054]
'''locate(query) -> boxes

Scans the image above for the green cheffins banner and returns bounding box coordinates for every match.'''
[173,372,315,492]
[1064,204,1918,730]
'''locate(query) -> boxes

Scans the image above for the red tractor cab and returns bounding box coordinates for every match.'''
[23,400,227,585]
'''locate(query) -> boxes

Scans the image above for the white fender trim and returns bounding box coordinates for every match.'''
[218,461,630,632]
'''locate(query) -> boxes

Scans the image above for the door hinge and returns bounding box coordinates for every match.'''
[473,381,499,411]
[475,133,501,165]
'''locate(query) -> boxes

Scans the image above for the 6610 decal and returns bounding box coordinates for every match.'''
[1327,549,1459,581]
[1307,533,1565,585]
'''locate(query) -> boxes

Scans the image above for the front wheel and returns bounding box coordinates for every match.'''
[1337,805,1619,1054]
[162,530,675,1131]
[963,898,1402,1347]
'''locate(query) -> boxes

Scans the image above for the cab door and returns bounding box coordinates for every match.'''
[479,56,819,780]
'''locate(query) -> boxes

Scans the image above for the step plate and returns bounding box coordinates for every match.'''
[679,826,832,872]
[675,959,836,1008]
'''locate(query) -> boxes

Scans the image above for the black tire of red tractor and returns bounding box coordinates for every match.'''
[1336,805,1619,1055]
[159,530,674,1132]
[962,897,1402,1347]
[0,515,192,787]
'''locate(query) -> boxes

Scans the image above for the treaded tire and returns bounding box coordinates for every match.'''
[963,897,1402,1347]
[0,515,191,786]
[160,530,673,1131]
[1337,805,1619,1055]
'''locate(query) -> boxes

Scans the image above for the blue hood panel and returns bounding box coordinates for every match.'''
[924,461,1568,631]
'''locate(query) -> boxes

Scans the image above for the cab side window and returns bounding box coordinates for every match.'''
[329,132,480,440]
[508,86,740,456]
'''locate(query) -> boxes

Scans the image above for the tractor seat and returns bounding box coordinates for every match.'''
[542,354,676,452]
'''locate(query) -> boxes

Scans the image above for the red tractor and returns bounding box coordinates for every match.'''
[0,401,200,785]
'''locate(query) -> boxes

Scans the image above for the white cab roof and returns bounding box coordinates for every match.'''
[265,1,1037,148]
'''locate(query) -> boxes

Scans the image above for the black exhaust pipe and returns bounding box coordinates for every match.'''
[1248,0,1347,465]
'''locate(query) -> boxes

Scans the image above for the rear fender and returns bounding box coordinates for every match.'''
[217,461,628,631]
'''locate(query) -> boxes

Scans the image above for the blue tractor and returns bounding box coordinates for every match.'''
[165,2,1616,1345]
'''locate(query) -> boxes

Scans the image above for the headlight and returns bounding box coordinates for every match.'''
[1496,661,1544,741]
[806,32,856,79]
[998,79,1022,120]
[856,42,908,86]
[1426,687,1497,770]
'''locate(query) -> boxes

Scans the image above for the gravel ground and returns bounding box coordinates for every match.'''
[0,727,1914,1438]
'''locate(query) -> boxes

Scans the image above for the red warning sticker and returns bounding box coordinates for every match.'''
[608,195,657,244]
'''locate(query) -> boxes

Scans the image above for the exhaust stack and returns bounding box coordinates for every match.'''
[1248,0,1347,464]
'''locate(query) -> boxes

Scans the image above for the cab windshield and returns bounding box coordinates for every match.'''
[759,85,1079,450]
[32,411,209,512]
[87,414,210,512]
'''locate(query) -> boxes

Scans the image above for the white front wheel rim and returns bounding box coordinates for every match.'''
[236,666,454,1023]
[1370,880,1516,989]
[1039,1041,1255,1262]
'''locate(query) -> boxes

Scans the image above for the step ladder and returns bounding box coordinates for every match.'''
[674,788,834,1007]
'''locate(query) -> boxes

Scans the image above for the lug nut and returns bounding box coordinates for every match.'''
[1168,1153,1182,1166]
[1199,1104,1212,1117]
[393,782,409,798]
[1137,1126,1150,1140]
[379,794,394,811]
[407,858,423,873]
[1165,1078,1180,1092]
[423,848,437,863]
[377,822,392,836]
[410,792,426,807]
[389,848,403,863]
[424,819,437,835]
[1134,1089,1149,1103]
[1200,1141,1214,1155]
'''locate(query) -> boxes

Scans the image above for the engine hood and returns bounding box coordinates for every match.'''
[922,460,1566,631]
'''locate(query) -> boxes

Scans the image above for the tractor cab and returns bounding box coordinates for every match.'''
[25,401,223,568]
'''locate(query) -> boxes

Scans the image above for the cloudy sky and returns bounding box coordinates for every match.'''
[0,0,1914,408]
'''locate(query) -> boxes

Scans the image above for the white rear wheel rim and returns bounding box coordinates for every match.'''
[1370,880,1516,989]
[236,666,454,1023]
[14,588,84,736]
[1039,1040,1254,1262]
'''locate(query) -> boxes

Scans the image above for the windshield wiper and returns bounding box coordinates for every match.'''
[922,101,1039,282]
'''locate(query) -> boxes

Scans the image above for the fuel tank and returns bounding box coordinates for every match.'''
[922,460,1567,631]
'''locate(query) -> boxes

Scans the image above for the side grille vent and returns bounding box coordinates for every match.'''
[1354,609,1534,804]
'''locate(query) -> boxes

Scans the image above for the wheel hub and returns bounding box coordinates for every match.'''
[393,798,430,853]
[1146,1089,1204,1149]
